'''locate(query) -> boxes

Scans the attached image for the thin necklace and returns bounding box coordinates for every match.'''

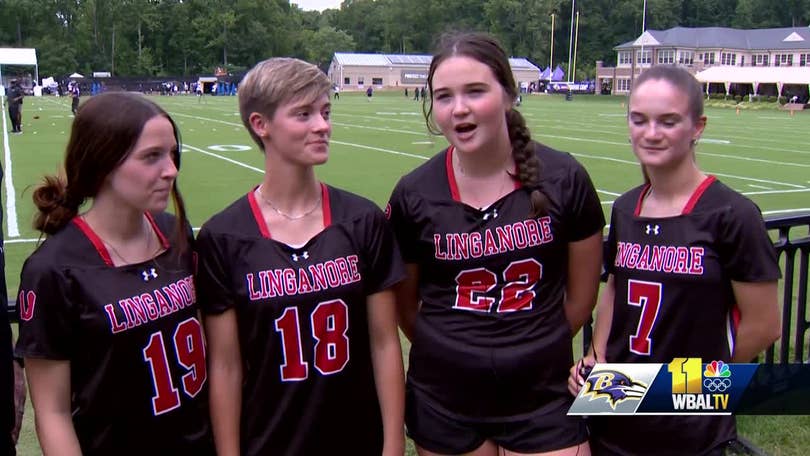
[257,185,322,221]
[84,215,154,265]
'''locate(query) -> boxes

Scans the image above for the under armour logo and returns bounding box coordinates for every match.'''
[292,251,310,262]
[141,268,158,282]
[483,209,499,221]
[645,224,660,235]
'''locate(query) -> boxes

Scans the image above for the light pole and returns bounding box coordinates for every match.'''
[567,0,575,82]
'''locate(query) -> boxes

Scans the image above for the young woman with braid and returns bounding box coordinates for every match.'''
[387,32,605,456]
[15,93,213,455]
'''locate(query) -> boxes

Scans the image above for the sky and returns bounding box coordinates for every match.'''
[292,0,343,11]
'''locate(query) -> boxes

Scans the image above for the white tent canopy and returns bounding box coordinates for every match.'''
[0,48,38,87]
[695,66,810,97]
[69,72,84,78]
[695,66,810,85]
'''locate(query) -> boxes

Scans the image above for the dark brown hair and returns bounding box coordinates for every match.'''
[630,65,705,183]
[424,32,548,216]
[33,92,190,251]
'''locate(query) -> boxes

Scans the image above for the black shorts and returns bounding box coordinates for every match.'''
[406,385,588,454]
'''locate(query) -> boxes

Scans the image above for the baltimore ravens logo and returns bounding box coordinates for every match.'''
[582,370,648,409]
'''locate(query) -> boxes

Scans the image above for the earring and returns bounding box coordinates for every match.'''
[690,138,699,147]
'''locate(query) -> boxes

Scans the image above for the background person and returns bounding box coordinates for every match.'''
[69,82,80,115]
[7,80,23,134]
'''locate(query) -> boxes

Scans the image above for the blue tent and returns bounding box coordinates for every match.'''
[539,67,551,80]
[551,65,565,81]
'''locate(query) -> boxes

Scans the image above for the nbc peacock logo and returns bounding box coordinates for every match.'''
[703,360,732,393]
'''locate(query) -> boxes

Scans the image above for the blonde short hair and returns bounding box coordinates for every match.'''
[238,58,331,149]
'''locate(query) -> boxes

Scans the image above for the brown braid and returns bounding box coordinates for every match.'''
[507,110,548,216]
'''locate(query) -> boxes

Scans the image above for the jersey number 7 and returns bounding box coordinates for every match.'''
[627,279,663,356]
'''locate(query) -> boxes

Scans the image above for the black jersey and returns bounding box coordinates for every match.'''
[387,143,605,419]
[196,183,404,456]
[15,212,213,456]
[592,176,780,455]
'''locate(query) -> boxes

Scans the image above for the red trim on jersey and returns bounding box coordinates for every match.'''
[247,188,272,239]
[634,184,652,217]
[320,182,331,227]
[731,305,741,329]
[145,212,170,249]
[72,216,115,267]
[446,146,520,198]
[681,175,716,215]
[445,147,462,202]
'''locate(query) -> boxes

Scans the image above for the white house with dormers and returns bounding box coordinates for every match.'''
[596,26,810,100]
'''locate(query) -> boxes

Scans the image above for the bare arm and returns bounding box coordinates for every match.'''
[26,358,81,456]
[394,264,420,342]
[568,274,615,396]
[12,360,25,443]
[367,289,406,456]
[204,309,243,456]
[731,280,780,363]
[564,232,603,335]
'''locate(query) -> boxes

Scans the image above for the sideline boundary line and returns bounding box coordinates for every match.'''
[0,96,20,237]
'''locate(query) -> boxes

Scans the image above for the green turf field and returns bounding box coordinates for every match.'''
[3,90,809,455]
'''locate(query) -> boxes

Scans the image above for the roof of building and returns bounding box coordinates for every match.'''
[615,26,810,51]
[333,53,431,66]
[332,53,541,72]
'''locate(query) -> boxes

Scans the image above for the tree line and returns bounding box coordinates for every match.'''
[1,0,807,80]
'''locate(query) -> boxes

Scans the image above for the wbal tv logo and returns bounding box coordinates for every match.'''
[669,358,731,411]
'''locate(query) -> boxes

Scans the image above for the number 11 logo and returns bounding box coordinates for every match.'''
[668,357,702,394]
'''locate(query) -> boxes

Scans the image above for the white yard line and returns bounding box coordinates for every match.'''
[0,96,19,237]
[170,110,809,199]
[571,152,805,189]
[183,144,263,173]
[742,188,810,196]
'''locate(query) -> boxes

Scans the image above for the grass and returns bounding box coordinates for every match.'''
[4,90,810,455]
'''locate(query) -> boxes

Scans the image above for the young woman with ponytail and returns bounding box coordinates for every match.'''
[16,93,213,455]
[568,65,780,456]
[386,32,604,456]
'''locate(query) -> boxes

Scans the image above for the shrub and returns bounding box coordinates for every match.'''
[734,95,742,103]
